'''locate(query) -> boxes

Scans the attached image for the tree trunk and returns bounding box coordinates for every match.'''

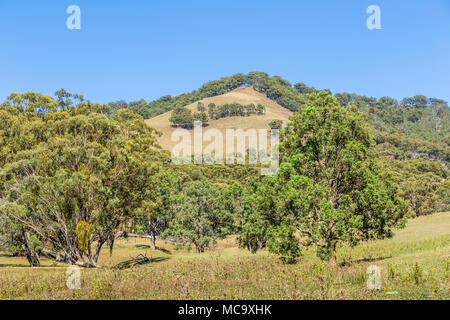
[56,252,64,262]
[63,251,71,264]
[25,249,41,267]
[329,243,337,267]
[89,239,106,267]
[150,231,156,250]
[195,243,204,253]
[64,248,82,265]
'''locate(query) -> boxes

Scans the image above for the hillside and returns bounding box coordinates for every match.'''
[146,86,293,151]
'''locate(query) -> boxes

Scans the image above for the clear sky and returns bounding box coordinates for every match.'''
[1,0,449,104]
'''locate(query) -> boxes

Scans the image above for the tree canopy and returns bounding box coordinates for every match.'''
[239,91,408,265]
[0,91,163,267]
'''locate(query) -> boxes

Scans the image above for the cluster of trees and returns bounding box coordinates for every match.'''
[374,132,448,163]
[385,159,448,217]
[108,72,321,119]
[0,90,412,268]
[0,91,164,267]
[169,102,266,128]
[207,102,265,120]
[169,102,212,129]
[1,75,448,268]
[333,92,449,217]
[0,90,265,266]
[108,73,248,119]
[248,72,313,112]
[269,120,284,130]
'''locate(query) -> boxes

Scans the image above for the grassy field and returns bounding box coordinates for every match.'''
[0,212,448,300]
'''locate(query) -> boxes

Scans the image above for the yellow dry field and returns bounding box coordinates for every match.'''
[145,87,292,155]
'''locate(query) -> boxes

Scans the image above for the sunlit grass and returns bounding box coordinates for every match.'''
[0,212,448,300]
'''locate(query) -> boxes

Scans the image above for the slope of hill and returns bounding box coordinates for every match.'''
[146,86,292,152]
[139,73,448,215]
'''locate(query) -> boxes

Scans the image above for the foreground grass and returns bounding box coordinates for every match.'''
[0,212,449,300]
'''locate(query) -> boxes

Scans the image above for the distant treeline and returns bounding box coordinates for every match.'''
[169,102,266,129]
[108,73,249,119]
[108,72,315,119]
[207,102,266,120]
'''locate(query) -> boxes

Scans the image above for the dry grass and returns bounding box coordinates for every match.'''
[0,212,449,300]
[145,87,293,153]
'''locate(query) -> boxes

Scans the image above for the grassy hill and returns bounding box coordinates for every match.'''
[0,212,448,299]
[145,86,292,152]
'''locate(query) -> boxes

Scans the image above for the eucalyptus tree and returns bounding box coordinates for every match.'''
[240,91,407,265]
[136,168,190,250]
[0,92,162,267]
[163,179,233,253]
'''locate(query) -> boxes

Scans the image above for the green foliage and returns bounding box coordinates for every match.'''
[269,120,283,130]
[0,91,163,267]
[386,159,448,216]
[27,235,42,252]
[163,179,233,253]
[193,111,209,124]
[169,106,194,129]
[108,73,248,119]
[316,247,332,262]
[209,103,266,120]
[265,223,300,264]
[434,179,450,213]
[170,101,265,128]
[109,72,317,119]
[236,177,276,254]
[76,221,91,253]
[250,75,310,112]
[0,72,448,271]
[135,168,189,249]
[335,92,449,163]
[240,91,407,265]
[197,102,206,113]
[208,103,216,119]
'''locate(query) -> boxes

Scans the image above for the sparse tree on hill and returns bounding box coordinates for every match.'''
[208,103,217,120]
[256,104,266,115]
[194,112,209,126]
[269,120,283,130]
[169,106,194,129]
[197,102,206,113]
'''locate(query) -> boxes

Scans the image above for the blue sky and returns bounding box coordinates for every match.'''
[1,0,449,104]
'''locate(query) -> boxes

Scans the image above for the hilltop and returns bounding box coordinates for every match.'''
[145,86,292,151]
